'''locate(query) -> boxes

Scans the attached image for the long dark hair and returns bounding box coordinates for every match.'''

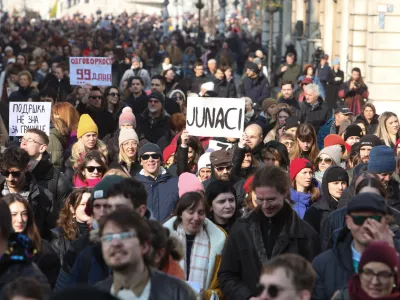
[351,67,366,87]
[75,150,108,183]
[2,194,41,251]
[174,135,204,170]
[173,192,208,230]
[104,85,121,113]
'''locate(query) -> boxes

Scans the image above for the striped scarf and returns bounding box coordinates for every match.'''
[175,224,210,289]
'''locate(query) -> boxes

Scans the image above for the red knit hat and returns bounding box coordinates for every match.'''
[244,175,254,193]
[163,144,176,162]
[324,134,345,149]
[290,158,313,181]
[358,241,399,277]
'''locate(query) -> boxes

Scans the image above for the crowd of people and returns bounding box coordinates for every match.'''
[0,9,399,300]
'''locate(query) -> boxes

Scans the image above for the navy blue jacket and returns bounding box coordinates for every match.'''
[136,169,179,222]
[240,74,270,104]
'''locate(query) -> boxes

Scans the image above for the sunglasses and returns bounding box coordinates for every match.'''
[173,96,183,100]
[85,166,105,173]
[1,170,22,178]
[89,96,102,99]
[257,283,286,298]
[215,165,233,172]
[317,157,333,164]
[109,92,120,97]
[351,215,382,226]
[141,154,160,160]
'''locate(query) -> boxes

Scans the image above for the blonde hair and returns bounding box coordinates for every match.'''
[118,144,137,170]
[376,112,398,147]
[70,138,108,168]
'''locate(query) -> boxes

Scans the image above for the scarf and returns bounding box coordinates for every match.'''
[174,224,210,289]
[348,275,400,300]
[245,110,255,123]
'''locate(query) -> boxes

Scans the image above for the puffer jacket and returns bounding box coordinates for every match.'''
[299,97,332,134]
[48,127,68,168]
[95,268,197,300]
[135,168,179,222]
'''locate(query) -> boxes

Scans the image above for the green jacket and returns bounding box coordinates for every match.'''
[276,63,302,86]
[48,127,67,169]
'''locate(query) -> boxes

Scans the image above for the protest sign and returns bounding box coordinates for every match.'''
[69,57,112,86]
[9,102,51,136]
[186,97,245,138]
[208,140,233,151]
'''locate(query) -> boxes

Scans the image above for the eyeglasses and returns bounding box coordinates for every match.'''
[19,137,43,145]
[122,141,138,148]
[351,215,382,226]
[109,92,120,97]
[172,96,183,100]
[282,141,294,147]
[215,165,233,172]
[85,166,105,173]
[361,268,394,283]
[89,95,102,99]
[256,283,288,298]
[101,231,137,243]
[1,170,22,178]
[141,154,160,160]
[317,157,333,164]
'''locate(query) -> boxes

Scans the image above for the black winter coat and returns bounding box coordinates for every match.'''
[299,97,332,134]
[42,75,72,102]
[355,113,379,135]
[278,95,300,117]
[213,77,237,98]
[103,129,120,163]
[125,91,149,117]
[8,86,39,102]
[240,74,270,104]
[0,173,55,239]
[32,152,72,214]
[218,203,320,300]
[136,110,170,143]
[188,74,207,94]
[95,268,197,300]
[36,239,61,288]
[325,68,344,109]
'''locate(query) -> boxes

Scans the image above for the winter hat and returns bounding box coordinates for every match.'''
[138,143,162,160]
[196,152,211,175]
[368,145,396,174]
[285,116,301,131]
[149,91,165,107]
[119,128,139,147]
[132,56,141,63]
[344,124,363,141]
[318,145,342,166]
[247,62,259,73]
[358,241,399,275]
[90,175,125,205]
[300,77,313,85]
[163,144,177,162]
[119,107,136,128]
[324,134,346,151]
[332,57,340,66]
[347,192,388,215]
[210,149,233,167]
[4,46,13,53]
[262,98,278,112]
[178,172,205,197]
[359,134,382,148]
[77,114,98,139]
[324,166,349,184]
[290,158,313,181]
[244,175,254,193]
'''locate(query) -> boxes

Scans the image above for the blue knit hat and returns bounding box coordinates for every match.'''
[332,57,340,66]
[368,145,396,174]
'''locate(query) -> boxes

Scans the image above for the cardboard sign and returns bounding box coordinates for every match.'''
[9,102,51,136]
[208,140,233,151]
[69,57,112,86]
[186,97,245,138]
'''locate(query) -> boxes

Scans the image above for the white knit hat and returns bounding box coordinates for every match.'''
[119,128,139,147]
[196,153,211,175]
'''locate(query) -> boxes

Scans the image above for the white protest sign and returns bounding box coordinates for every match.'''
[9,102,51,136]
[208,140,233,151]
[186,97,245,138]
[69,57,112,86]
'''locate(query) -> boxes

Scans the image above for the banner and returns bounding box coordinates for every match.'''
[9,102,52,136]
[208,140,233,151]
[69,57,112,86]
[186,97,245,138]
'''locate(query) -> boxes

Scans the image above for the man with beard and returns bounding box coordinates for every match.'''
[95,210,196,299]
[368,145,400,209]
[358,134,382,163]
[77,87,116,139]
[218,166,320,300]
[125,76,149,116]
[136,92,170,143]
[278,81,300,116]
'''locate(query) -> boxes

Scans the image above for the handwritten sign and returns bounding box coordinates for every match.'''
[69,57,112,86]
[208,140,233,151]
[186,97,245,138]
[9,102,51,136]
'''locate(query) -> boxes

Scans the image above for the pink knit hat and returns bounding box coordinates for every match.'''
[178,172,205,198]
[119,107,136,128]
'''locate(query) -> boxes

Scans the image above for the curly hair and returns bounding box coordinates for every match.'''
[57,188,91,240]
[0,147,30,171]
[74,150,108,183]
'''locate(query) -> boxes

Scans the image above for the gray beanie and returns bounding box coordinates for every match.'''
[318,145,342,166]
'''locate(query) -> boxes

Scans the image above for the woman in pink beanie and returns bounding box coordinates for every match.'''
[178,172,205,198]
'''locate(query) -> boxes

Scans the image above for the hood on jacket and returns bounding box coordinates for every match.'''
[317,166,349,212]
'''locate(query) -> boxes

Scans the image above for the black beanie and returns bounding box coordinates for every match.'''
[344,124,363,141]
[149,91,165,107]
[247,62,259,73]
[325,166,349,184]
[359,134,382,147]
[285,116,300,130]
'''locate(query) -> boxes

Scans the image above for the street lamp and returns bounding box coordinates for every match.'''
[195,0,204,37]
[162,0,169,38]
[218,0,226,39]
[263,0,281,73]
[233,0,239,10]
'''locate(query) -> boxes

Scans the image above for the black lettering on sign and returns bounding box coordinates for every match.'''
[186,106,242,130]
